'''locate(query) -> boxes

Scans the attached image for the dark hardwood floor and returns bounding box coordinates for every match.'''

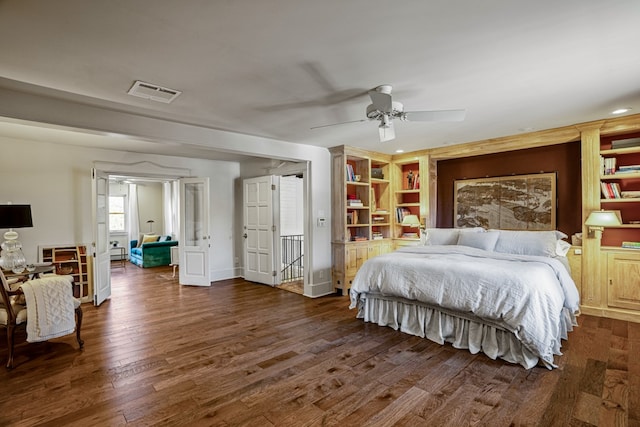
[1,264,638,426]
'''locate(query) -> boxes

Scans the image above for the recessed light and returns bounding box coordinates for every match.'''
[395,149,404,153]
[612,108,631,115]
[519,127,534,132]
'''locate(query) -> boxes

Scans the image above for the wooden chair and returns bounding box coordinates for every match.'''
[0,269,83,369]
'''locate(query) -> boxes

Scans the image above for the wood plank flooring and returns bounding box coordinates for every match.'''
[1,265,639,426]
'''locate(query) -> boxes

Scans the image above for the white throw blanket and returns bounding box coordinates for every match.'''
[20,275,76,343]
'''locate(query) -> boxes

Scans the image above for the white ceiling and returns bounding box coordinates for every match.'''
[0,0,639,160]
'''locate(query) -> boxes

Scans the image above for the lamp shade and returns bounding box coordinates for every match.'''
[0,204,33,229]
[585,210,622,227]
[401,214,421,227]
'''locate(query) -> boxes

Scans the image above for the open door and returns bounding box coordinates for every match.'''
[243,175,280,286]
[92,168,111,305]
[179,177,211,286]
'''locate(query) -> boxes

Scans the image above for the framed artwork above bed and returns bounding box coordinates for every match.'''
[454,172,556,230]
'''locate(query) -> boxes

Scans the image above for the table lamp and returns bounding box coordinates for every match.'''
[0,204,33,273]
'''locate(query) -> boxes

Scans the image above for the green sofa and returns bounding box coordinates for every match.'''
[129,236,178,268]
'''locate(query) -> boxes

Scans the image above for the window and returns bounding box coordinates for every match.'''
[109,195,126,232]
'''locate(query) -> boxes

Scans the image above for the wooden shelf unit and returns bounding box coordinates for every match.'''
[39,244,93,303]
[392,158,423,243]
[330,146,393,293]
[599,136,640,248]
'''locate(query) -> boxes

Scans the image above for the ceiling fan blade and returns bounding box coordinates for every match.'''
[369,89,393,113]
[310,118,368,130]
[404,109,466,122]
[378,120,395,142]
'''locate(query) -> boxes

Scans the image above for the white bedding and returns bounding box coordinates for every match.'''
[349,245,580,367]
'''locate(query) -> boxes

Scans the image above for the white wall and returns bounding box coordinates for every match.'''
[0,135,240,281]
[137,182,163,235]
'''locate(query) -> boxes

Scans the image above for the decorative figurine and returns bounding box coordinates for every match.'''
[407,170,414,189]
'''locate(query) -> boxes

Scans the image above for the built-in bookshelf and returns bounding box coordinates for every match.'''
[370,160,391,241]
[392,160,422,241]
[599,134,640,249]
[330,146,394,293]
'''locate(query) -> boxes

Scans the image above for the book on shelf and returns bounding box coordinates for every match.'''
[346,164,356,182]
[616,165,640,174]
[401,232,419,239]
[351,236,368,242]
[601,182,622,199]
[395,207,412,222]
[602,156,617,175]
[372,216,386,222]
[622,191,640,199]
[621,241,640,249]
[612,137,640,149]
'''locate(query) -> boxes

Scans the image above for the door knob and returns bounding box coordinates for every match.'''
[243,233,248,239]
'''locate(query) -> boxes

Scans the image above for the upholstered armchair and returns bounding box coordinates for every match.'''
[0,270,83,369]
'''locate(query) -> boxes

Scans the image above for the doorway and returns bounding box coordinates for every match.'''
[277,174,304,295]
[92,160,192,305]
[241,163,308,296]
[107,176,179,270]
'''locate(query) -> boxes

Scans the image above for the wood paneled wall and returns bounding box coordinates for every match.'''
[435,141,582,236]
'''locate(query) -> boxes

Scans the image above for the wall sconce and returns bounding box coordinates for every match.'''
[401,214,421,228]
[146,219,155,233]
[585,210,622,239]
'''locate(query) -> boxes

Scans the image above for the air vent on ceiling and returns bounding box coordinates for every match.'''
[127,80,182,103]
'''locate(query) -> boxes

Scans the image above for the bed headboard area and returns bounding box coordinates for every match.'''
[436,141,582,238]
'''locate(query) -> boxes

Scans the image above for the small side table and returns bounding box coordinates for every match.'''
[110,246,127,268]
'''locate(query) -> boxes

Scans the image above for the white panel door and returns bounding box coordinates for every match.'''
[243,175,280,285]
[179,177,211,286]
[92,168,111,306]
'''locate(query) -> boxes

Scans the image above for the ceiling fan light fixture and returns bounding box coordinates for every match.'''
[378,120,395,142]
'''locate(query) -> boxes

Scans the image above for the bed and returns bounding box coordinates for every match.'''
[348,229,580,369]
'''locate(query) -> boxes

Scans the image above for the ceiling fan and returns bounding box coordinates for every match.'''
[311,85,466,142]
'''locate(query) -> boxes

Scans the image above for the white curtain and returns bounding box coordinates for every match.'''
[128,184,140,242]
[162,180,180,240]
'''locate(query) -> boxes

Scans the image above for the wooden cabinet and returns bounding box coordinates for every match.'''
[606,250,640,311]
[566,246,582,289]
[345,243,369,279]
[39,244,92,303]
[330,146,393,293]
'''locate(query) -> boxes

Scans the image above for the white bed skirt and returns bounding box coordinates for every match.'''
[353,292,577,369]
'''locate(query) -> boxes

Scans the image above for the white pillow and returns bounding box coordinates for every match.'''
[424,227,484,246]
[457,230,500,251]
[424,228,460,245]
[492,230,568,257]
[555,239,571,257]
